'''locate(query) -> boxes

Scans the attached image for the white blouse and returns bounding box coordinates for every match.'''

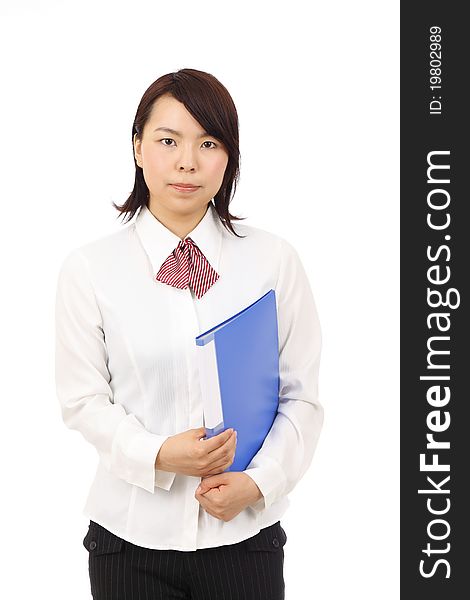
[54,201,323,551]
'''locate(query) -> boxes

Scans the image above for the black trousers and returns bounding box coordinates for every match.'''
[83,519,287,600]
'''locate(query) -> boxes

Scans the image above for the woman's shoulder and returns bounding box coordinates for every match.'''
[226,220,297,256]
[56,225,134,280]
[60,224,133,263]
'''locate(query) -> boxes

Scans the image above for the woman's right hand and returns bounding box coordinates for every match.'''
[155,427,237,477]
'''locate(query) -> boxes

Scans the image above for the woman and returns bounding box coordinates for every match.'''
[55,68,323,600]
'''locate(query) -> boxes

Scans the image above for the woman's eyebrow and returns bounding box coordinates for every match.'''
[153,126,210,138]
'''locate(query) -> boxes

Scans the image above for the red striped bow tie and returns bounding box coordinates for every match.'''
[155,237,219,299]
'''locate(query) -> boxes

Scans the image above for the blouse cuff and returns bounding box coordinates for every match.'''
[111,415,176,494]
[242,458,287,512]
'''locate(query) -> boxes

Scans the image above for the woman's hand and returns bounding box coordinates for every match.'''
[195,472,263,522]
[155,426,237,478]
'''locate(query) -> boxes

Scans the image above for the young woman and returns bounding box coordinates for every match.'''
[55,68,324,599]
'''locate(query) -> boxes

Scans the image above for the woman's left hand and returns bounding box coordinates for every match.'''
[194,472,263,522]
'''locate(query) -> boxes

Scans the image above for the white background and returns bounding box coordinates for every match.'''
[0,1,399,598]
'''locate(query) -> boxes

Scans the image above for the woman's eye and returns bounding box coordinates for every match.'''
[159,138,217,148]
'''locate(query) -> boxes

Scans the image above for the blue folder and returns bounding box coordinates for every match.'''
[195,288,280,472]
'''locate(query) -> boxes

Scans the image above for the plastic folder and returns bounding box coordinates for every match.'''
[195,288,280,472]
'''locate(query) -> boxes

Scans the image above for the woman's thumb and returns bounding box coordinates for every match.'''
[197,473,227,494]
[196,426,206,440]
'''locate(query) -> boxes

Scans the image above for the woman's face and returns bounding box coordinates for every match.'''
[133,93,229,219]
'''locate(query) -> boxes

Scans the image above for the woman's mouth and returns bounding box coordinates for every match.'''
[169,184,200,193]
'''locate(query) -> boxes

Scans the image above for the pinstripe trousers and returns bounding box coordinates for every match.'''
[83,519,287,599]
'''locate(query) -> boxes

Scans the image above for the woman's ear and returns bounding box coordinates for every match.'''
[133,133,142,167]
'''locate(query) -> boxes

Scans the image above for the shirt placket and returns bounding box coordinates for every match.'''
[176,285,205,549]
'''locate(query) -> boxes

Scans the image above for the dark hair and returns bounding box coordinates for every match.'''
[112,68,247,238]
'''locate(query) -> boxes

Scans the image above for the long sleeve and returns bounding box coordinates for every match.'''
[243,238,324,511]
[54,249,177,494]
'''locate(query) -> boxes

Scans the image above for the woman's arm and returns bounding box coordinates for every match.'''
[242,237,324,511]
[55,248,176,494]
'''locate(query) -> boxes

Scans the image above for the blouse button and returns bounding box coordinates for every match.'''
[272,538,280,548]
[89,540,97,550]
